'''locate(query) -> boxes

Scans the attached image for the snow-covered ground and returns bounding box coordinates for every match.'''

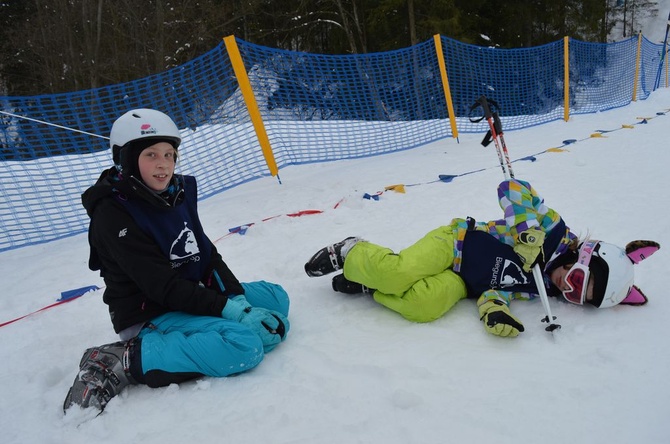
[1,87,669,443]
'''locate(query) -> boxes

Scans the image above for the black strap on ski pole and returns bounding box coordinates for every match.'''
[471,95,560,332]
[469,96,502,148]
[470,95,513,180]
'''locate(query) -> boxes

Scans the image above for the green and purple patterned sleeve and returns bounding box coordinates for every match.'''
[497,179,561,242]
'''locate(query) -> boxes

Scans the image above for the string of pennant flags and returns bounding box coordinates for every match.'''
[216,107,669,242]
[1,107,667,330]
[0,285,100,328]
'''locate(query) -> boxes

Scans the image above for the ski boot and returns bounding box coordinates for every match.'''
[331,273,373,295]
[63,340,140,413]
[304,237,361,277]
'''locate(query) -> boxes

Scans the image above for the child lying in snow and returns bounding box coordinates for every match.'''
[305,178,658,337]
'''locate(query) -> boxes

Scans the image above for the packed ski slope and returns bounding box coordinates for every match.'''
[1,87,669,443]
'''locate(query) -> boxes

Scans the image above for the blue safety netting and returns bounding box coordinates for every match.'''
[0,34,667,252]
[238,38,452,166]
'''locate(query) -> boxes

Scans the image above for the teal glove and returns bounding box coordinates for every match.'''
[478,299,525,337]
[513,227,545,273]
[221,295,253,321]
[222,296,289,352]
[258,310,290,353]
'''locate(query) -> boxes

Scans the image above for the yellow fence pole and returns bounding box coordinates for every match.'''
[223,35,279,178]
[633,32,642,101]
[564,36,570,122]
[433,35,459,139]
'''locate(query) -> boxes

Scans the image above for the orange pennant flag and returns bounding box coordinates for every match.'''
[384,184,406,193]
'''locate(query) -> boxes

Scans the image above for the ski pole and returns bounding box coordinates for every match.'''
[654,11,670,91]
[471,96,514,179]
[471,95,560,332]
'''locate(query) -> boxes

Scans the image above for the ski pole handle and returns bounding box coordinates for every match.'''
[477,95,494,120]
[469,95,497,122]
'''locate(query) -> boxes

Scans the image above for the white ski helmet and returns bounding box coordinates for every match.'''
[563,239,659,308]
[109,109,181,168]
[586,241,635,308]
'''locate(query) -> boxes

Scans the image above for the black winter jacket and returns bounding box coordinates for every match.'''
[81,168,244,333]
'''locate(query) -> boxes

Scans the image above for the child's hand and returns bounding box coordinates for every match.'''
[478,299,525,337]
[514,227,545,273]
[221,296,289,352]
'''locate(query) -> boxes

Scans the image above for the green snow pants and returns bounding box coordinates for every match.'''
[342,225,467,323]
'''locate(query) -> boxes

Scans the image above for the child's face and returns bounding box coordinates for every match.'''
[137,142,177,191]
[550,264,595,303]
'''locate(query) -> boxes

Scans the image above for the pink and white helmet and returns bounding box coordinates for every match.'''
[561,240,659,308]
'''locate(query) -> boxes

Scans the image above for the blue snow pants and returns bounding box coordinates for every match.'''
[136,280,289,386]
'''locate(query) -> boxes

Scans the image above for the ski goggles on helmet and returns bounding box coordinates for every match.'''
[562,240,598,305]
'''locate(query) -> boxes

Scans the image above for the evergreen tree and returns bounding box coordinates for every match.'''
[0,0,658,95]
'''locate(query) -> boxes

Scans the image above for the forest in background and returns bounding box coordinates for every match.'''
[0,0,660,96]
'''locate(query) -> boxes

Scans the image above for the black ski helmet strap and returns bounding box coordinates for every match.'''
[586,251,609,307]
